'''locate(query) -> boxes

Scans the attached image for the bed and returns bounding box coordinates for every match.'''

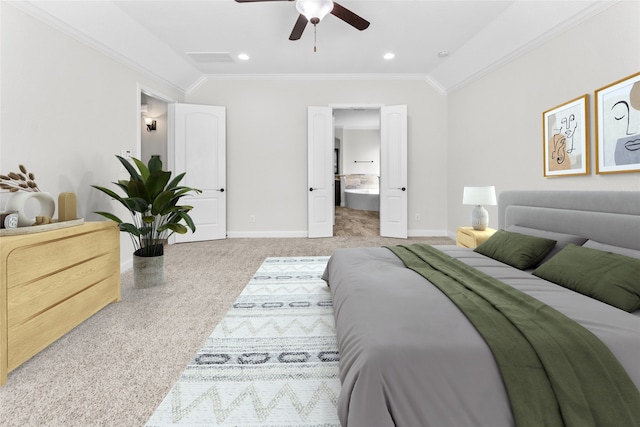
[322,190,640,427]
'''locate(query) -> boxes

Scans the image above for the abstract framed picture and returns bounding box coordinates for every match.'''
[542,94,589,177]
[595,71,640,174]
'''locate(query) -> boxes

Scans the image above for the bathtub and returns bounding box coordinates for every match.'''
[344,188,380,212]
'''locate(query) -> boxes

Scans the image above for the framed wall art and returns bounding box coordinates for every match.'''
[542,94,589,177]
[595,71,640,174]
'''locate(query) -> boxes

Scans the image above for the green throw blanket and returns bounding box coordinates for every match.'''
[387,244,640,427]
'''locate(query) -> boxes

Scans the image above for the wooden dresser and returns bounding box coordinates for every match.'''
[0,221,120,385]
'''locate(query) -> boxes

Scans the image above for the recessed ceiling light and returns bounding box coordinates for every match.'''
[438,50,450,58]
[237,53,250,61]
[383,52,395,60]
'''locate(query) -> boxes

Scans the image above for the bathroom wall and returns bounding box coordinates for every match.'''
[140,95,168,166]
[341,129,381,176]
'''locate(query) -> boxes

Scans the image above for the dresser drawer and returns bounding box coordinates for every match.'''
[1,221,120,385]
[456,230,477,248]
[456,227,496,248]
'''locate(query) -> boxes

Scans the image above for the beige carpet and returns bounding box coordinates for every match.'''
[0,236,453,427]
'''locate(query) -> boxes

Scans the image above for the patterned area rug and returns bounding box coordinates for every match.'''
[146,257,341,427]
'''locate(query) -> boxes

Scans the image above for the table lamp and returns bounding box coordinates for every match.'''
[463,186,497,231]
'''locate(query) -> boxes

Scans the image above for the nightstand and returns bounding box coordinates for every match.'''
[456,227,496,248]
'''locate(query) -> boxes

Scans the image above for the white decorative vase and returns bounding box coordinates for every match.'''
[4,191,56,227]
[133,252,164,289]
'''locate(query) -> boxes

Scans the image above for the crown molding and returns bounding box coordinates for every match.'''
[423,75,448,95]
[185,75,209,95]
[187,73,446,93]
[445,0,619,93]
[199,73,433,81]
[8,1,187,95]
[10,0,613,98]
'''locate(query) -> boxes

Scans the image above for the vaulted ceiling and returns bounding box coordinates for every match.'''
[13,0,615,93]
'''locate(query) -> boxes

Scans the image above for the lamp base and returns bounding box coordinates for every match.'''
[471,205,489,231]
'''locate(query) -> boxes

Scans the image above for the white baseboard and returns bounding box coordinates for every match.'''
[228,229,452,239]
[408,229,450,238]
[121,258,133,273]
[226,230,309,238]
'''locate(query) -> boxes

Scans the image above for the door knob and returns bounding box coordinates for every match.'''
[309,187,318,192]
[217,188,225,192]
[397,187,406,191]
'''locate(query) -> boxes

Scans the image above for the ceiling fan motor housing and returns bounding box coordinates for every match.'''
[235,0,370,42]
[296,0,334,22]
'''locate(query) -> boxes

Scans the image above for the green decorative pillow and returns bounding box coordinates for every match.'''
[533,244,640,312]
[474,229,556,270]
[506,225,587,264]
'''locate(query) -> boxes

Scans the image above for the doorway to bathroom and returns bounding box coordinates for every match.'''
[307,105,407,238]
[333,108,381,237]
[140,92,169,166]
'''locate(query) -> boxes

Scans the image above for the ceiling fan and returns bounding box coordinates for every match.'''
[235,0,370,50]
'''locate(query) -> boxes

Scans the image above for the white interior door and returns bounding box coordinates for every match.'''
[170,103,226,242]
[307,106,334,238]
[380,105,408,238]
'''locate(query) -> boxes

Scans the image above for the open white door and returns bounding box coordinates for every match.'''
[170,103,226,242]
[307,106,334,238]
[380,105,408,238]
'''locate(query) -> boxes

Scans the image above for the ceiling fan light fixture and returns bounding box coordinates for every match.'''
[296,0,334,23]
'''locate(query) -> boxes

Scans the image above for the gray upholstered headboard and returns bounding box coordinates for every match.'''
[498,191,640,251]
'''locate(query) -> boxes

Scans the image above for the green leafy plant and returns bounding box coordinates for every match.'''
[92,155,201,257]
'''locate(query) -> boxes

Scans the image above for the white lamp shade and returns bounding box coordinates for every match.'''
[462,186,497,206]
[296,0,334,21]
[462,186,496,230]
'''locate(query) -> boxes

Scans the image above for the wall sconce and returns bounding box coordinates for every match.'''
[144,117,157,132]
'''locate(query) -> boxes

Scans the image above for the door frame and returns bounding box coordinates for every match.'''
[136,85,178,243]
[136,84,176,161]
[328,103,394,237]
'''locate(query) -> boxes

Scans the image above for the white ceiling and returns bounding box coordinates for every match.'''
[12,0,616,94]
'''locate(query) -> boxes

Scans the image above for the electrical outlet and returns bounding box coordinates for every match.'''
[415,213,421,221]
[249,215,256,223]
[120,150,132,172]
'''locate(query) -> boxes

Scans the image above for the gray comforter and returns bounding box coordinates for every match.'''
[323,245,640,427]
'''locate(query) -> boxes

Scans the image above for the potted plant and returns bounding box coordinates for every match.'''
[92,155,201,288]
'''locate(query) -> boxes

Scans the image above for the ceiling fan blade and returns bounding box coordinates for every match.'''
[289,14,308,40]
[234,0,293,2]
[331,2,370,31]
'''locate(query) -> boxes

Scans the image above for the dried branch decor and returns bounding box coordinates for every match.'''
[0,164,41,192]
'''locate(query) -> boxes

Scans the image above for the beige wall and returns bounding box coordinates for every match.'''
[1,4,184,266]
[186,79,449,237]
[447,1,640,235]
